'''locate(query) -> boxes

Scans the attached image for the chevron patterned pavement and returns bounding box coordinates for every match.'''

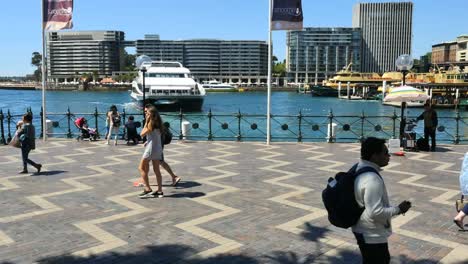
[0,139,467,263]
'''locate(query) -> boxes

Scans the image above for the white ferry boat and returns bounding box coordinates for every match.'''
[202,80,238,92]
[130,61,206,111]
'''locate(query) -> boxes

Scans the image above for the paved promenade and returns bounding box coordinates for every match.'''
[0,140,467,264]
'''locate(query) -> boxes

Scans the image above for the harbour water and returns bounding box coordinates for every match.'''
[0,89,464,117]
[0,89,466,143]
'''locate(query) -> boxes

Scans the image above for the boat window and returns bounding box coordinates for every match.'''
[147,73,187,78]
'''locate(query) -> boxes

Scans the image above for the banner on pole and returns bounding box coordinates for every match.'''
[43,0,73,31]
[271,0,303,31]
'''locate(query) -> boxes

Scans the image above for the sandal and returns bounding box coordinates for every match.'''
[453,219,464,230]
[172,177,181,187]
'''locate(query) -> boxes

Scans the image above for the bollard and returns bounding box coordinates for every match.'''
[181,121,190,140]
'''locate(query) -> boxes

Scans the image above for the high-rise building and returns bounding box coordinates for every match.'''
[352,2,413,73]
[135,36,268,83]
[286,27,362,85]
[47,31,125,82]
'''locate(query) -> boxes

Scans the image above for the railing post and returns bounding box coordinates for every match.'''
[0,110,5,145]
[6,110,12,143]
[455,110,460,144]
[236,109,241,141]
[94,107,99,137]
[121,108,126,139]
[40,107,44,138]
[360,111,365,142]
[179,108,183,140]
[208,108,213,141]
[391,109,397,138]
[66,107,72,138]
[328,109,334,143]
[297,110,303,142]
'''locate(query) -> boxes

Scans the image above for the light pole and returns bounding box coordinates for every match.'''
[141,66,147,124]
[135,55,152,124]
[396,54,414,141]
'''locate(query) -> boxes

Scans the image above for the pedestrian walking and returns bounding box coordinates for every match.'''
[454,204,468,230]
[454,152,468,230]
[106,105,121,145]
[416,103,438,151]
[138,106,164,198]
[352,137,412,264]
[135,105,181,189]
[17,114,42,174]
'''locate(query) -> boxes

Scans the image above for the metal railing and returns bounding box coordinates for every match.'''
[1,107,467,144]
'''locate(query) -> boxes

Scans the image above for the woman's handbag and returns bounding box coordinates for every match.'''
[456,195,468,212]
[9,131,21,148]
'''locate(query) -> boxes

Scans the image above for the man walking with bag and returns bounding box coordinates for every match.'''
[352,137,412,263]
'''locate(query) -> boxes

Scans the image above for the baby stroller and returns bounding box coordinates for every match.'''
[402,119,418,151]
[74,117,98,141]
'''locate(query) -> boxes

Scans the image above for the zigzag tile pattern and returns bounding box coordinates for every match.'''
[175,142,243,258]
[0,140,467,263]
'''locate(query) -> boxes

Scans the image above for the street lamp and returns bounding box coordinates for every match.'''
[395,54,414,142]
[396,54,413,86]
[135,55,152,123]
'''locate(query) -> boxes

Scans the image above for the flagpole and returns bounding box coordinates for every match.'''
[41,1,47,141]
[267,0,272,145]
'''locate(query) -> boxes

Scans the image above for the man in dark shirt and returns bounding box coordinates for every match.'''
[417,103,438,151]
[125,116,141,145]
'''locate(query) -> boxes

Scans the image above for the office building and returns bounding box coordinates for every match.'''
[432,35,468,68]
[135,35,268,83]
[352,2,413,73]
[47,31,125,82]
[286,27,362,85]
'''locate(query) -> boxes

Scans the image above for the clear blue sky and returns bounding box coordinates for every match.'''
[0,0,466,76]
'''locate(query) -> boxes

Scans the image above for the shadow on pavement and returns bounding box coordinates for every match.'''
[35,244,259,264]
[31,170,68,176]
[165,191,205,198]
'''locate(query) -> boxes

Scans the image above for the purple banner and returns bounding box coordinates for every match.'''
[43,0,73,30]
[271,0,303,31]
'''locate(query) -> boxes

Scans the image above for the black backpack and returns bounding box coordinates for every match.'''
[161,130,173,145]
[112,116,121,127]
[416,137,430,151]
[322,164,380,229]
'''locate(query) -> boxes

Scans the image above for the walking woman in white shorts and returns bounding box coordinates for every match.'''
[138,105,164,198]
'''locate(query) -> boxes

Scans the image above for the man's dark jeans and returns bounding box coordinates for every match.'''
[21,145,37,170]
[354,232,390,264]
[424,127,436,151]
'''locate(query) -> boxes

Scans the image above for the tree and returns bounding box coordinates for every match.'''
[31,52,42,81]
[273,58,286,77]
[123,50,136,71]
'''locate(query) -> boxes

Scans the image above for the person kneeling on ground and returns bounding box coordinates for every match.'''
[125,115,141,145]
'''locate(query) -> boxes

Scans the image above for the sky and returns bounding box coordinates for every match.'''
[0,0,466,76]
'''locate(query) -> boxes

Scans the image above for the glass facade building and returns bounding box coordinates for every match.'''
[286,27,362,85]
[135,35,268,83]
[47,31,125,82]
[352,2,413,73]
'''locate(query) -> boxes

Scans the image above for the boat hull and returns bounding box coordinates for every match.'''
[130,92,204,112]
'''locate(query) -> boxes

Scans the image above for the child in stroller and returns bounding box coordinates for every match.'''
[75,117,98,141]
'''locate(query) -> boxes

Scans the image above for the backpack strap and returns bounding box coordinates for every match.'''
[355,166,381,180]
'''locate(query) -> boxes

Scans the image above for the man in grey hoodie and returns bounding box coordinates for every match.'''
[352,137,412,263]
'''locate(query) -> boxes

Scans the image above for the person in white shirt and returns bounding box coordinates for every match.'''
[352,137,412,264]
